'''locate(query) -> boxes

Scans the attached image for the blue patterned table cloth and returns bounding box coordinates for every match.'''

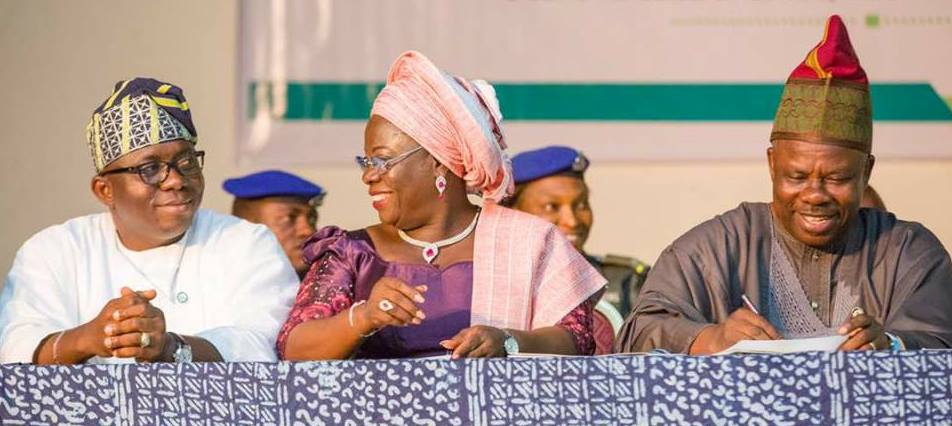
[1,351,950,425]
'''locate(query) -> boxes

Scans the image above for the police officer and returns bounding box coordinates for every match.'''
[224,170,325,279]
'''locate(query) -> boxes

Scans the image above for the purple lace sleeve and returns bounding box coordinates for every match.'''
[276,227,357,359]
[556,293,599,355]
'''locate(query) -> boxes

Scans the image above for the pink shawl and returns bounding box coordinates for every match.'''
[472,203,606,330]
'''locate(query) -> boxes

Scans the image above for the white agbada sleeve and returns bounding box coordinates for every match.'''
[0,228,79,363]
[193,224,298,362]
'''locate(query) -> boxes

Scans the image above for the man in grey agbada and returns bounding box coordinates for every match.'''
[615,16,952,355]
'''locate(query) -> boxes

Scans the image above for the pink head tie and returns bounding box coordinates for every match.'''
[370,51,514,202]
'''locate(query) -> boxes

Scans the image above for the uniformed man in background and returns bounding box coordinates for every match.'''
[224,170,325,279]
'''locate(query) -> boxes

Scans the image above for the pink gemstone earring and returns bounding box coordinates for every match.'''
[435,175,447,200]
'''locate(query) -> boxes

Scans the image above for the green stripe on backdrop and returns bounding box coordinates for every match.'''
[248,82,952,121]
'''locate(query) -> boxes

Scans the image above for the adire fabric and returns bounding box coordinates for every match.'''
[1,352,949,424]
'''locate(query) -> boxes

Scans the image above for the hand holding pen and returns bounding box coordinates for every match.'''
[688,293,781,355]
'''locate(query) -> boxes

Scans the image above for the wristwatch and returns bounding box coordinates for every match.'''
[169,332,193,363]
[502,329,520,356]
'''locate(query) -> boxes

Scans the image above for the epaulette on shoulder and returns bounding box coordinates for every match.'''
[602,254,650,275]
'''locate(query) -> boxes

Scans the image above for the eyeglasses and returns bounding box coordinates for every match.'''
[100,151,205,186]
[355,146,423,175]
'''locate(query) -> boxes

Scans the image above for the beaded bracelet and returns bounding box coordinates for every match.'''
[885,332,906,351]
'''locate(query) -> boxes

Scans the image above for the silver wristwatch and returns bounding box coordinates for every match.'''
[502,329,520,356]
[169,332,192,363]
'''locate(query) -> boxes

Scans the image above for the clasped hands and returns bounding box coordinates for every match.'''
[78,286,171,362]
[352,277,509,358]
[689,305,889,355]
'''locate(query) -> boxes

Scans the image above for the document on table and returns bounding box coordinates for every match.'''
[715,334,847,355]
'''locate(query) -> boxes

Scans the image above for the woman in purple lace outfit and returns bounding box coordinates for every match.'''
[276,51,605,360]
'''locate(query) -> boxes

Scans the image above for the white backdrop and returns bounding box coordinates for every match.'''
[238,0,952,165]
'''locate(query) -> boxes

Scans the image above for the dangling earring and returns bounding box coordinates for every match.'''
[435,175,447,200]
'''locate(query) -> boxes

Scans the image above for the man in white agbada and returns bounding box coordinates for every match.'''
[0,78,298,364]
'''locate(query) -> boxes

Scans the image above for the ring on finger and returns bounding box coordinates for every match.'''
[378,299,394,312]
[139,333,151,348]
[850,307,866,318]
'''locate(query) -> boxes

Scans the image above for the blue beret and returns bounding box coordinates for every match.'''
[511,146,590,184]
[223,170,325,201]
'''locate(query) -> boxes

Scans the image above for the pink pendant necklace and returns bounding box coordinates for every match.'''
[397,210,480,264]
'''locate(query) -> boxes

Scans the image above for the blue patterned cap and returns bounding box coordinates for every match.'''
[511,146,589,184]
[223,170,326,205]
[86,78,197,172]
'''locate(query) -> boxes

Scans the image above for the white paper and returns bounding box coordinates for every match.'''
[715,335,847,355]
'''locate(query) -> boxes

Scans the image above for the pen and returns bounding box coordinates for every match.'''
[741,294,760,315]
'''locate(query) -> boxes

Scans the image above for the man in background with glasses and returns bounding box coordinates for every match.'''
[0,78,299,364]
